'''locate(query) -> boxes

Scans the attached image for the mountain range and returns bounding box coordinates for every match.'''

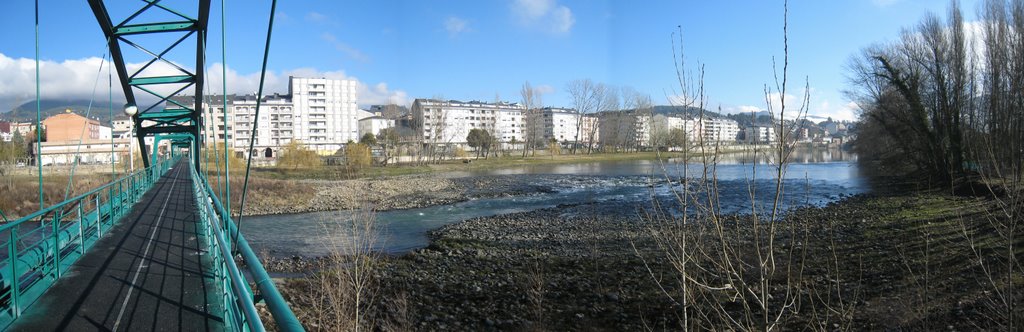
[1,99,121,124]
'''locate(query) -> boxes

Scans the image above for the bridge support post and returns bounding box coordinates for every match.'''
[52,213,60,279]
[96,194,103,236]
[78,202,85,255]
[8,229,20,319]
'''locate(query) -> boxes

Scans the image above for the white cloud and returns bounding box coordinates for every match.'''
[807,101,859,122]
[305,11,337,26]
[550,6,575,34]
[321,33,371,63]
[534,84,555,95]
[0,53,408,114]
[306,11,327,22]
[0,53,185,111]
[205,63,408,107]
[510,0,575,34]
[444,16,470,37]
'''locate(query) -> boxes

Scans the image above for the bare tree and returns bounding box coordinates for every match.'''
[566,79,599,155]
[520,81,544,157]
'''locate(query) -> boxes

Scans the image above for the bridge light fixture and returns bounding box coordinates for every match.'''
[124,104,138,117]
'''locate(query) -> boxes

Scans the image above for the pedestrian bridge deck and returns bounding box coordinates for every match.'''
[7,162,225,331]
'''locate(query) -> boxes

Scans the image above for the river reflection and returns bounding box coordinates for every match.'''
[440,147,858,179]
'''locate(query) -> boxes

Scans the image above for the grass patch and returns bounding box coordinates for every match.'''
[257,152,673,180]
[1,172,117,220]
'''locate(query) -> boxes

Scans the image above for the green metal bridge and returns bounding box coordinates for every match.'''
[0,1,302,331]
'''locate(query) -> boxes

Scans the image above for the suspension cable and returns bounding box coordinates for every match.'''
[235,0,278,246]
[222,0,231,224]
[110,43,115,177]
[62,51,110,202]
[35,0,43,208]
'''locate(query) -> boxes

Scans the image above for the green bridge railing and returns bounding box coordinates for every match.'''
[0,154,305,331]
[188,159,304,332]
[0,156,178,328]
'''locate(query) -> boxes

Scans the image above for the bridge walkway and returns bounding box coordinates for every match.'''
[7,161,224,331]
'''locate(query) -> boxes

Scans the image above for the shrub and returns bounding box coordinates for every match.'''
[346,143,372,169]
[278,140,322,170]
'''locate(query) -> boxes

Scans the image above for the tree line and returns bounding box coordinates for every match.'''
[849,0,1024,185]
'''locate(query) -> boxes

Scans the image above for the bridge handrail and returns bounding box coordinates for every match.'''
[190,165,305,332]
[0,156,178,329]
[0,159,172,233]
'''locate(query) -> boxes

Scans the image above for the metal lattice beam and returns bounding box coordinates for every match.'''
[88,0,210,171]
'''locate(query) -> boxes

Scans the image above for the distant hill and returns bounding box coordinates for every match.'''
[651,105,722,118]
[2,99,120,125]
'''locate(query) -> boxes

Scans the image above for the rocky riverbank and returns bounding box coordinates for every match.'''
[240,174,560,216]
[267,191,1020,331]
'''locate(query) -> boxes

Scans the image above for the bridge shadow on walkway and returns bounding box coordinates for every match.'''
[8,161,225,331]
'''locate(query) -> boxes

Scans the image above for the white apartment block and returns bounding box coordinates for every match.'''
[698,117,740,142]
[289,77,367,152]
[412,99,526,146]
[651,115,704,143]
[179,76,370,158]
[744,125,776,143]
[231,94,297,153]
[358,116,394,139]
[528,107,599,144]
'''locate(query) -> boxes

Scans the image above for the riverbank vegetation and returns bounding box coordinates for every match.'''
[848,0,1023,189]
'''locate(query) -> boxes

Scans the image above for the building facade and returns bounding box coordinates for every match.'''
[42,111,102,142]
[412,99,526,147]
[744,125,776,143]
[35,139,130,166]
[176,76,369,158]
[597,111,651,150]
[358,116,395,139]
[289,77,365,153]
[698,117,740,142]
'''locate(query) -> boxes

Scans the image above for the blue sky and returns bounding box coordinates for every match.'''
[0,0,982,121]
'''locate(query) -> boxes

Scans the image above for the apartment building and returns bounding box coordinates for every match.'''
[744,125,777,143]
[412,99,526,146]
[358,115,394,139]
[525,107,601,145]
[289,77,366,152]
[698,117,740,142]
[42,111,102,142]
[174,76,368,157]
[597,110,651,149]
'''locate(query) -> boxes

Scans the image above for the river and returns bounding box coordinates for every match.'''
[243,148,867,257]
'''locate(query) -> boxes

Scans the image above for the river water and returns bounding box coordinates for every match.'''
[243,148,867,257]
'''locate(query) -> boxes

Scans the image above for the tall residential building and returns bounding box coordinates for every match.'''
[173,76,369,157]
[412,99,526,146]
[289,77,365,152]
